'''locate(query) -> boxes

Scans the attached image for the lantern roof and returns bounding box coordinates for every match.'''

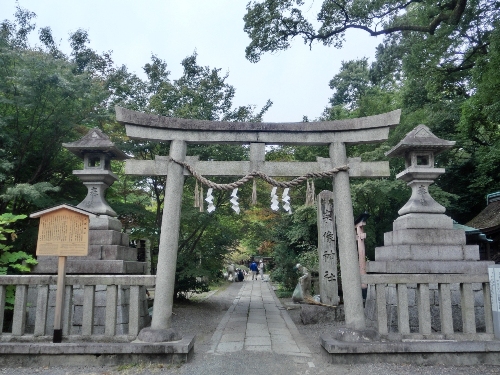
[62,128,129,161]
[385,124,455,158]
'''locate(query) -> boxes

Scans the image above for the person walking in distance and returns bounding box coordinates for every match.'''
[258,260,265,281]
[250,260,258,280]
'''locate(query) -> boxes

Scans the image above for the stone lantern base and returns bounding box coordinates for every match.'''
[367,212,490,275]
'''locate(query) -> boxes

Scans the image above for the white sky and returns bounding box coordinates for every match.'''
[2,1,382,122]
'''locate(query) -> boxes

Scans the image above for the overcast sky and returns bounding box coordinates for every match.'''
[2,1,383,122]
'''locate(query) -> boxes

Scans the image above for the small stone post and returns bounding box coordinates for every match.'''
[317,191,339,305]
[330,142,365,330]
[355,213,370,289]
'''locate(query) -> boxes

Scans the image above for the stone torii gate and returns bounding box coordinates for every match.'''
[116,107,401,336]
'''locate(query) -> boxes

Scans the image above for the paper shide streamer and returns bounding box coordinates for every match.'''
[205,188,215,213]
[230,188,240,214]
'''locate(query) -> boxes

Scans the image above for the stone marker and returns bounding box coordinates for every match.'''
[317,191,339,306]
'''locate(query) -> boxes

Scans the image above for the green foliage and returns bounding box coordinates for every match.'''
[329,59,370,111]
[270,205,317,289]
[351,179,408,258]
[0,213,37,274]
[243,0,487,62]
[0,6,114,258]
[0,213,37,309]
[297,249,318,274]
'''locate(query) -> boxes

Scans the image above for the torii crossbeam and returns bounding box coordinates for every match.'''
[116,107,401,335]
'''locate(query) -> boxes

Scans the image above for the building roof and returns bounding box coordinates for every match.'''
[466,199,500,231]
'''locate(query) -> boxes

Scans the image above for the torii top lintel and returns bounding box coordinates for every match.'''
[116,107,401,146]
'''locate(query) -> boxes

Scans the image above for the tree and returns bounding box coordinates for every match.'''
[0,7,116,255]
[243,0,495,63]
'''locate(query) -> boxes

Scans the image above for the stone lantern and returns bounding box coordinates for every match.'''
[34,128,146,275]
[386,124,455,217]
[62,127,129,217]
[367,124,491,275]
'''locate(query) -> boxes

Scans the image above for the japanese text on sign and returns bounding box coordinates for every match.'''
[36,210,89,256]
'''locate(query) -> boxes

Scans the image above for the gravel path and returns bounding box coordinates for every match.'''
[1,280,500,375]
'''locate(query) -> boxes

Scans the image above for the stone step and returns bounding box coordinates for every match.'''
[367,260,493,274]
[375,244,479,261]
[384,229,466,246]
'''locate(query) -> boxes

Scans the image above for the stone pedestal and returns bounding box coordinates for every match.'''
[29,128,148,336]
[367,213,489,275]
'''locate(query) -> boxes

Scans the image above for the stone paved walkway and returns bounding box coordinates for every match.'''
[208,277,311,357]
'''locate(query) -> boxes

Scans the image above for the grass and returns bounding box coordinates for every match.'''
[273,284,294,298]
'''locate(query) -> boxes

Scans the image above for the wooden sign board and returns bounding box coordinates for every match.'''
[32,206,92,257]
[30,204,95,342]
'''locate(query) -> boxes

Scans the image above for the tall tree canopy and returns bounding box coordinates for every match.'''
[244,0,496,63]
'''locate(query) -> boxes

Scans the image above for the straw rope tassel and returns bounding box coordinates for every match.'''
[199,185,204,212]
[251,179,257,206]
[305,179,311,206]
[194,180,199,207]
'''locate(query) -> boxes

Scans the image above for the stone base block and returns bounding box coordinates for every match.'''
[137,327,182,342]
[375,244,479,261]
[0,336,195,366]
[33,259,146,274]
[384,229,466,246]
[89,216,122,231]
[89,230,129,246]
[300,305,345,325]
[393,213,453,231]
[367,260,493,274]
[321,335,500,365]
[81,245,137,261]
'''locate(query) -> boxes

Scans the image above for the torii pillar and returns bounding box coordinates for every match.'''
[116,107,401,335]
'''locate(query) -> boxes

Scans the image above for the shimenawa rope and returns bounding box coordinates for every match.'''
[170,158,349,191]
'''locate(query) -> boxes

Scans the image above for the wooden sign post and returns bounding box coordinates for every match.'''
[30,204,95,343]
